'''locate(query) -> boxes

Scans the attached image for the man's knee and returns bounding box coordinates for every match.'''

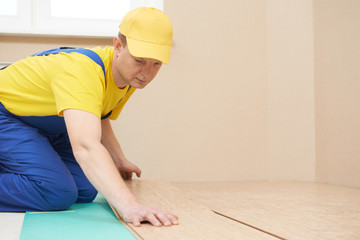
[34,178,78,210]
[76,185,98,203]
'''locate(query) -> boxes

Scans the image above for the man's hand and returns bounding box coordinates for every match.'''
[122,202,179,227]
[116,159,142,180]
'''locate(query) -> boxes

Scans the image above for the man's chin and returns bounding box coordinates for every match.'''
[132,83,146,89]
[132,79,148,89]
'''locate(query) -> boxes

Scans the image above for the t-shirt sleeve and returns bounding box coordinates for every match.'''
[50,59,105,118]
[109,87,136,120]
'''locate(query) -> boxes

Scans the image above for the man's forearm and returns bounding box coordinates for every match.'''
[73,140,138,215]
[64,109,177,226]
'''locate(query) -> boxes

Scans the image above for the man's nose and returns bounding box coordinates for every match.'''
[141,63,154,77]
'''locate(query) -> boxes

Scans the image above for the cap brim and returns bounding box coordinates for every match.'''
[126,37,171,64]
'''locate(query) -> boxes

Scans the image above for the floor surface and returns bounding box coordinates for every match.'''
[2,180,360,240]
[175,181,360,240]
[0,212,24,240]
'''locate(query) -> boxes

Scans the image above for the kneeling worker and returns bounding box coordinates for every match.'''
[0,7,178,227]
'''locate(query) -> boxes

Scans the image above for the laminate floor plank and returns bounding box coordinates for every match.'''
[175,182,360,240]
[118,180,279,240]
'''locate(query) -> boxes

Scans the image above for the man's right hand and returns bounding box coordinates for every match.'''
[121,202,179,227]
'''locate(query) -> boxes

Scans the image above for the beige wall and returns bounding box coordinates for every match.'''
[267,0,315,181]
[113,0,316,182]
[0,0,359,186]
[314,0,360,188]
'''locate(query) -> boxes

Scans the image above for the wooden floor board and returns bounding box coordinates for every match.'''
[117,180,279,240]
[175,181,360,240]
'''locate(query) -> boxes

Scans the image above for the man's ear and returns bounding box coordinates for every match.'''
[113,37,122,54]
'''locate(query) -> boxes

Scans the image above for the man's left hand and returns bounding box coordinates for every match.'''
[116,159,142,180]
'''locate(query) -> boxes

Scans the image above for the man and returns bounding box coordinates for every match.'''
[0,7,178,227]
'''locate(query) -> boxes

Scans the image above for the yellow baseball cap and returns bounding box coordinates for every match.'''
[119,7,173,64]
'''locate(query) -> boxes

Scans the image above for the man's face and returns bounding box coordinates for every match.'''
[112,37,163,89]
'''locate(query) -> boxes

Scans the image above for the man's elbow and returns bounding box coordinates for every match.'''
[71,141,98,164]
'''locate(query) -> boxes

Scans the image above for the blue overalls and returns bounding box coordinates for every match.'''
[0,48,106,211]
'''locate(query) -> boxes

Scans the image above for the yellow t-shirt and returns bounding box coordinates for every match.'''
[0,46,135,120]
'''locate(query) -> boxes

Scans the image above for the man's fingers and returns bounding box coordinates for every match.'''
[132,217,141,227]
[146,214,162,227]
[133,212,178,227]
[120,172,128,180]
[135,167,142,178]
[124,205,179,227]
[167,213,179,225]
[155,212,172,226]
[119,165,141,179]
[153,211,179,227]
[127,172,132,180]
